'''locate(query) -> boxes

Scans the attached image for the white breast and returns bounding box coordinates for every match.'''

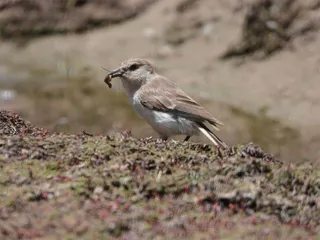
[131,94,198,138]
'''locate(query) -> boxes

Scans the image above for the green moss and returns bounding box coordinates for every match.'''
[0,111,319,238]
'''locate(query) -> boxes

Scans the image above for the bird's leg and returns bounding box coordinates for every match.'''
[183,136,191,142]
[160,136,168,141]
[217,146,223,159]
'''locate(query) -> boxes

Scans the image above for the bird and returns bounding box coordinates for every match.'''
[104,58,228,148]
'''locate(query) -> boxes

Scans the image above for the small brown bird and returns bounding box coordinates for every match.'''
[105,58,228,148]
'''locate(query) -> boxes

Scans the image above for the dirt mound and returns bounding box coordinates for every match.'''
[0,0,158,39]
[0,111,319,239]
[0,110,46,136]
[164,0,219,45]
[221,0,320,59]
[164,0,320,58]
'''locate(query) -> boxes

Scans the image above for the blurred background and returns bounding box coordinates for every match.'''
[0,0,319,164]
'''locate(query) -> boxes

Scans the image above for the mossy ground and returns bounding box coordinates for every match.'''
[0,110,319,239]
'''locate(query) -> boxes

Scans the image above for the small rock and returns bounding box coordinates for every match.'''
[201,22,213,38]
[142,27,159,41]
[21,149,29,155]
[57,117,69,125]
[0,89,16,101]
[93,186,103,194]
[157,45,174,58]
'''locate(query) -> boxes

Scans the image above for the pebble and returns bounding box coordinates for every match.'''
[142,27,159,41]
[157,45,174,58]
[93,186,103,194]
[0,89,17,101]
[202,22,213,38]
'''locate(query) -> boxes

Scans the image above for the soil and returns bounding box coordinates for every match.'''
[220,0,320,59]
[0,110,319,239]
[0,0,158,40]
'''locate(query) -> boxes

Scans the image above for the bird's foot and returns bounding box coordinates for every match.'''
[183,136,191,142]
[160,136,168,142]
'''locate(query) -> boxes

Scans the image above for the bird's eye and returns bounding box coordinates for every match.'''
[128,63,139,71]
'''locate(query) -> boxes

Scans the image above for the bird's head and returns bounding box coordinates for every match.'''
[106,58,156,92]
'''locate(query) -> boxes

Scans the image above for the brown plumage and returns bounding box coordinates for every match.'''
[137,76,223,129]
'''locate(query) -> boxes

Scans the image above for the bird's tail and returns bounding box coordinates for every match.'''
[197,122,228,149]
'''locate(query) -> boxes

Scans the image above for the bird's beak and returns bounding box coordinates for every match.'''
[107,68,124,79]
[104,67,124,87]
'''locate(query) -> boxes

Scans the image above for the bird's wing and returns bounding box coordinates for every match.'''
[136,76,223,128]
